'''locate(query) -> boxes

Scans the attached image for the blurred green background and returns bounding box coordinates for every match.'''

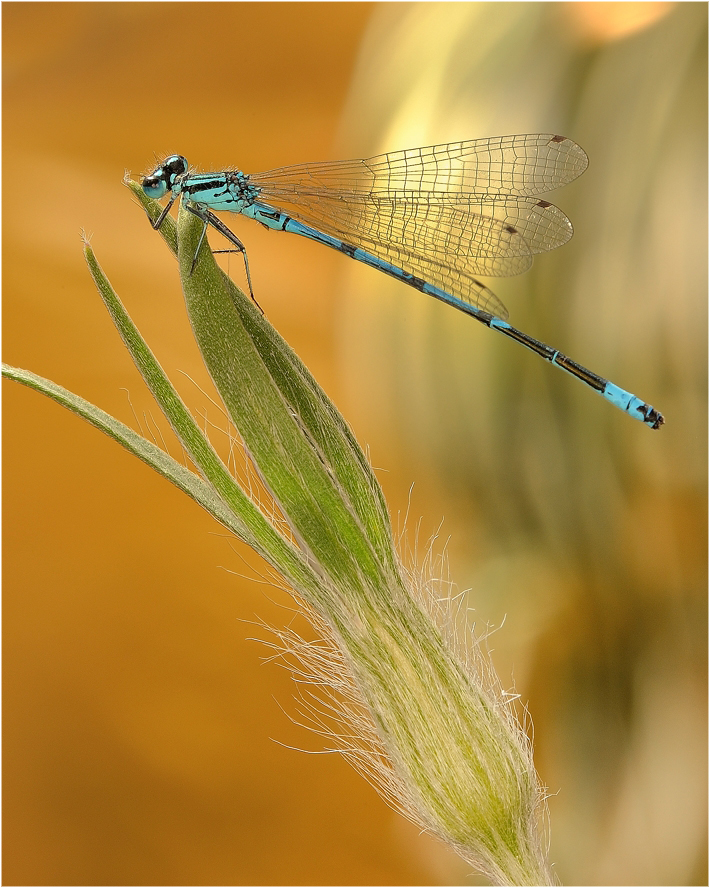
[3,3,706,885]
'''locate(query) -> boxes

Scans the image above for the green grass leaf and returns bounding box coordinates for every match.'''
[4,182,555,885]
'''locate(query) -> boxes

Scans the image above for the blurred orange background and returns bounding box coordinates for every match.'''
[3,3,707,886]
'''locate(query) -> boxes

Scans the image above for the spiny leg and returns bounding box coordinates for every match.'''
[184,204,260,311]
[150,194,177,231]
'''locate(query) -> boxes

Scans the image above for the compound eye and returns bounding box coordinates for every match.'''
[165,155,188,177]
[141,173,167,199]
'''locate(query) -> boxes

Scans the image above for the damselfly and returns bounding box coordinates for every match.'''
[141,134,664,429]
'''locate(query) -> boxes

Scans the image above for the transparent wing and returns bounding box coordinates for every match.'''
[270,195,575,318]
[248,135,587,319]
[250,134,588,198]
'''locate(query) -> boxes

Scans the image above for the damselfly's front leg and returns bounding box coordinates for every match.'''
[148,194,178,231]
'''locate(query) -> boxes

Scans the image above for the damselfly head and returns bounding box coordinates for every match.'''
[141,155,188,198]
